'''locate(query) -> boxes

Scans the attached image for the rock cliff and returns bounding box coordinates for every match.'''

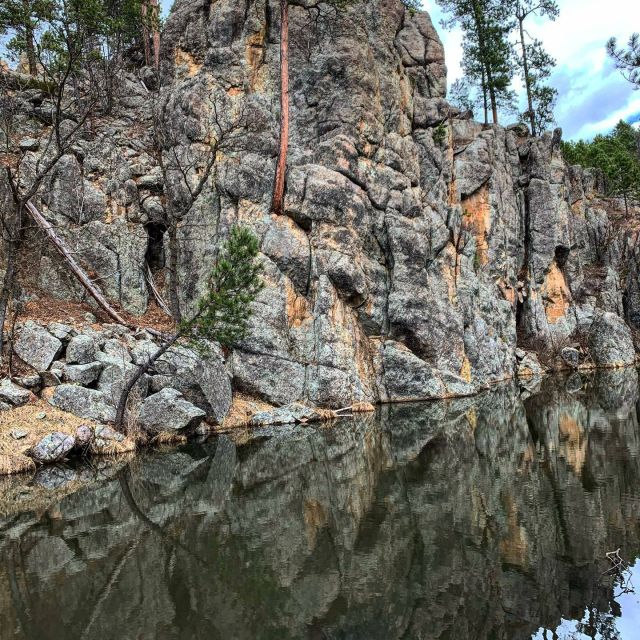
[3,0,639,410]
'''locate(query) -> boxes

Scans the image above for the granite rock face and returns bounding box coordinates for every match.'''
[2,0,639,408]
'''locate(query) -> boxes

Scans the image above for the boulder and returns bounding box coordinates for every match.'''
[47,322,75,341]
[517,353,543,379]
[98,363,148,404]
[101,339,132,363]
[48,384,116,422]
[136,388,206,432]
[14,322,62,372]
[31,432,76,463]
[0,379,32,407]
[588,312,637,368]
[66,334,97,364]
[75,425,94,448]
[153,346,231,424]
[62,362,103,386]
[561,347,581,369]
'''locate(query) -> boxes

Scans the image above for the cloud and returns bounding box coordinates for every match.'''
[422,0,640,140]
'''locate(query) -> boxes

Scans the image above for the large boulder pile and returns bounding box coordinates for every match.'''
[8,320,233,430]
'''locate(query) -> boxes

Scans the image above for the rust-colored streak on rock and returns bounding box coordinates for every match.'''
[461,185,490,267]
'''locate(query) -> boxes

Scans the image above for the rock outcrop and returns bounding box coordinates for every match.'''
[2,0,639,411]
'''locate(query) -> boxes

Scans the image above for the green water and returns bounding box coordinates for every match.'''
[2,369,640,639]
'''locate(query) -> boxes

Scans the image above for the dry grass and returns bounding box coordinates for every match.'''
[17,294,176,334]
[351,402,376,413]
[220,393,274,430]
[0,398,96,457]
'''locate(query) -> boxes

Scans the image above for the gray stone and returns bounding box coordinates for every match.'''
[98,363,148,405]
[154,346,231,424]
[561,347,581,369]
[66,335,97,364]
[14,322,62,372]
[136,388,206,432]
[62,362,103,386]
[588,312,636,368]
[101,339,132,363]
[31,432,76,463]
[15,375,41,390]
[18,137,39,151]
[41,370,62,387]
[75,425,94,448]
[517,353,543,379]
[47,322,75,341]
[10,430,28,440]
[48,385,116,422]
[0,379,32,407]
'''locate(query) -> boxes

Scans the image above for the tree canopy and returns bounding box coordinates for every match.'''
[562,121,640,214]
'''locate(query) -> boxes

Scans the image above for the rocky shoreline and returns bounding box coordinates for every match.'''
[1,310,637,477]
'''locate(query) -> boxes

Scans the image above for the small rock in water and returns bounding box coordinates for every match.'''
[10,430,28,440]
[94,425,125,443]
[31,432,76,464]
[251,403,321,426]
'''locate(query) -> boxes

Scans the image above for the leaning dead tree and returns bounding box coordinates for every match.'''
[0,2,155,352]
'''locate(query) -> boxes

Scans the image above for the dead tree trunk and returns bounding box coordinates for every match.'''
[271,0,289,216]
[25,201,130,326]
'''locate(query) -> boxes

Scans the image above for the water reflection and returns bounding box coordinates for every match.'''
[2,369,640,639]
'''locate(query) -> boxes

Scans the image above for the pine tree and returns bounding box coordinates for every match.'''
[607,33,640,89]
[562,121,640,216]
[511,0,558,135]
[0,0,55,76]
[436,0,515,124]
[115,227,264,430]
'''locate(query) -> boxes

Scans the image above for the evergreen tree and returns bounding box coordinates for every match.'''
[436,0,515,124]
[510,0,558,135]
[562,121,640,216]
[114,227,264,430]
[0,0,55,76]
[607,33,640,89]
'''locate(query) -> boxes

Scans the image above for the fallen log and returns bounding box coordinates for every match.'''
[25,201,130,326]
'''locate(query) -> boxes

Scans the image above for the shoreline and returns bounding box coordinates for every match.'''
[1,362,636,479]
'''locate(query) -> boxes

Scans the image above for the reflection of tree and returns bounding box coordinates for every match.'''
[577,607,621,640]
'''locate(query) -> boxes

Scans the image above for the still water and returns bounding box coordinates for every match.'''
[2,369,640,639]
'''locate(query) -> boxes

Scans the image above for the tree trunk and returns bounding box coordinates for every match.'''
[518,11,536,136]
[167,220,182,323]
[151,0,161,69]
[0,208,21,362]
[471,0,498,124]
[114,331,181,430]
[25,201,130,326]
[481,68,488,125]
[141,1,151,67]
[271,0,289,216]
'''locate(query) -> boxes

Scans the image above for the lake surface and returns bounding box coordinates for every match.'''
[2,369,640,639]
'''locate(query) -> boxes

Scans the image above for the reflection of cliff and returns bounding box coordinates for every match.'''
[2,370,640,639]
